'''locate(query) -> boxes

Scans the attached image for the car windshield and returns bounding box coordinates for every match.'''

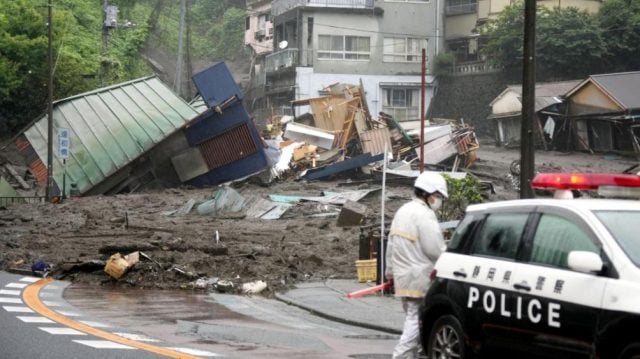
[594,210,640,267]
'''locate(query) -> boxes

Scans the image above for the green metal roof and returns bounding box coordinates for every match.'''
[24,76,199,195]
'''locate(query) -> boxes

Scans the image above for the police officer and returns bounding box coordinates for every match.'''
[385,172,448,359]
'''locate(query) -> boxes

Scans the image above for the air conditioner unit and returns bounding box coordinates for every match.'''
[255,29,266,40]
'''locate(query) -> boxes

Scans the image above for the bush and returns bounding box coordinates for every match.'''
[439,174,484,221]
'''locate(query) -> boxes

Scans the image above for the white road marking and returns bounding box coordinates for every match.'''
[0,297,23,304]
[19,277,40,283]
[3,306,34,313]
[167,347,221,357]
[78,320,111,328]
[113,332,160,342]
[17,316,55,323]
[55,310,81,317]
[39,327,87,335]
[0,290,21,296]
[42,300,62,307]
[73,340,136,349]
[5,283,28,289]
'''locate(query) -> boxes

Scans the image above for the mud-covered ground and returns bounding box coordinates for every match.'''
[0,142,637,296]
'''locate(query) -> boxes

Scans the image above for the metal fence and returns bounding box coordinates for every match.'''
[0,196,46,207]
[272,0,374,16]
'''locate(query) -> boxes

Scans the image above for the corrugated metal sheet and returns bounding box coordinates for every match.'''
[184,101,268,187]
[23,76,198,195]
[199,125,257,170]
[360,127,392,156]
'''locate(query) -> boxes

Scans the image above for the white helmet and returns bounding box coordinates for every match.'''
[414,172,448,198]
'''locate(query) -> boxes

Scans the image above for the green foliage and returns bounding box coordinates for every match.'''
[434,52,455,76]
[0,0,151,132]
[439,174,484,221]
[0,0,247,133]
[599,0,640,71]
[480,1,607,77]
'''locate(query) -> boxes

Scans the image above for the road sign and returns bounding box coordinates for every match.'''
[58,128,70,159]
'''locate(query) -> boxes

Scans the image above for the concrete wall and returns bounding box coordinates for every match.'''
[429,69,520,138]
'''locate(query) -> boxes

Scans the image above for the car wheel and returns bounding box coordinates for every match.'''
[427,315,470,359]
[619,343,640,359]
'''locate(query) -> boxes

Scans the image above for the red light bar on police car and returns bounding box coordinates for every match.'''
[532,173,640,191]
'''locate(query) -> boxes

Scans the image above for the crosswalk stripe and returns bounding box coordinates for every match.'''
[0,290,21,296]
[0,297,23,304]
[3,306,34,313]
[39,327,87,335]
[17,316,55,323]
[5,283,28,289]
[19,277,40,283]
[167,347,221,357]
[73,340,136,349]
[113,333,160,342]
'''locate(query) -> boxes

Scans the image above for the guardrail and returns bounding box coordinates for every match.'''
[272,0,374,16]
[0,196,46,206]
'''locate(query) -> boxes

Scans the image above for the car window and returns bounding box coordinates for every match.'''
[471,213,528,260]
[530,214,599,269]
[447,213,479,252]
[594,210,640,268]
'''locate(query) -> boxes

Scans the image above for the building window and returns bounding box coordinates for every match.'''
[384,37,427,62]
[381,87,420,122]
[318,35,370,60]
[446,0,477,15]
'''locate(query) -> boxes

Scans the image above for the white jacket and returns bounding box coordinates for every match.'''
[385,198,446,298]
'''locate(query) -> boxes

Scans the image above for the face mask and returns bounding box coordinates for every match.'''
[428,195,442,211]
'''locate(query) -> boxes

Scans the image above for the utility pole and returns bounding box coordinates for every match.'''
[175,0,186,97]
[520,0,536,198]
[46,0,54,200]
[420,48,426,173]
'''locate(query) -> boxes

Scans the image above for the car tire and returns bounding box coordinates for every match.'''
[427,314,471,359]
[619,343,640,359]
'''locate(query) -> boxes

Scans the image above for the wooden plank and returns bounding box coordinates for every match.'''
[4,164,30,190]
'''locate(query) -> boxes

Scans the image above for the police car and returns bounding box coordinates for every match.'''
[420,172,640,359]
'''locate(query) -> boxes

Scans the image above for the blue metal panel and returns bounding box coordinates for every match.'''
[184,100,250,145]
[302,153,384,181]
[192,62,243,108]
[184,101,268,187]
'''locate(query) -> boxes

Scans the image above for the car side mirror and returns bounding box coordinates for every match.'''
[567,251,603,274]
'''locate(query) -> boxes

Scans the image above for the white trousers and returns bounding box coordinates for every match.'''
[392,297,421,359]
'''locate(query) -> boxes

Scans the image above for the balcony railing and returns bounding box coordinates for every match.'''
[272,0,374,16]
[265,48,299,73]
[446,3,477,15]
[449,60,499,74]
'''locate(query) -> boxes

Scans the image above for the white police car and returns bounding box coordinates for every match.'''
[420,173,640,359]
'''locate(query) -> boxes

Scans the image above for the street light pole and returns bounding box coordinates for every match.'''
[46,0,54,200]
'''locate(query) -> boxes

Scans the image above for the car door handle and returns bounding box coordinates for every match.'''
[453,270,467,278]
[513,282,531,291]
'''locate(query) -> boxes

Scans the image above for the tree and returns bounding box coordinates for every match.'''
[599,0,640,71]
[480,1,606,78]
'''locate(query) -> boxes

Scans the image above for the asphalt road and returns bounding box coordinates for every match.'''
[1,271,398,358]
[0,271,214,359]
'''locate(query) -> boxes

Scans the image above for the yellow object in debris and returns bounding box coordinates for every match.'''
[104,253,130,279]
[355,259,377,283]
[293,144,318,161]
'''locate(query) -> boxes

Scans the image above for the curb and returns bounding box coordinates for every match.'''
[273,292,402,335]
